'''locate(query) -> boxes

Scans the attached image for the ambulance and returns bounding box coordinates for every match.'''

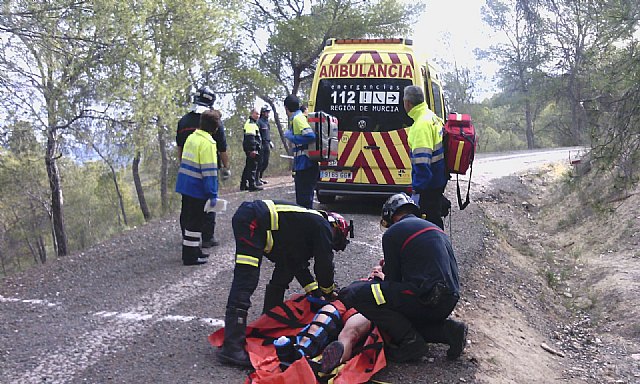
[308,38,446,203]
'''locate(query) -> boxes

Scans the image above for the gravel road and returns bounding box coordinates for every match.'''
[0,148,580,383]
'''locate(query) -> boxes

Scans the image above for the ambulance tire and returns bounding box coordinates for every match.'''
[317,193,336,204]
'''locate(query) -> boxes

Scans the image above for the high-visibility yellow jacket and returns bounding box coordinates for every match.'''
[284,111,316,171]
[407,102,447,192]
[175,129,218,200]
[243,118,260,154]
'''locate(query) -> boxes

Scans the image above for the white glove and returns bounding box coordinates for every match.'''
[410,193,420,205]
[204,198,217,213]
[269,141,275,149]
[221,168,231,180]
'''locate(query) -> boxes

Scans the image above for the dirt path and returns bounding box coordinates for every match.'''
[1,159,638,383]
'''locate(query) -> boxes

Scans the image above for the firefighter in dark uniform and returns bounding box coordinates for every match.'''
[256,105,273,185]
[176,86,230,248]
[339,193,467,362]
[284,94,318,209]
[217,200,353,367]
[240,108,263,192]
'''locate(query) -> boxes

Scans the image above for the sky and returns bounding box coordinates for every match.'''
[410,0,502,100]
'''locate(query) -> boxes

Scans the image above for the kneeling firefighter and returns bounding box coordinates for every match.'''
[339,193,467,362]
[217,200,353,367]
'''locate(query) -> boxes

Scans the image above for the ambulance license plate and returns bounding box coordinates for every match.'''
[321,170,352,179]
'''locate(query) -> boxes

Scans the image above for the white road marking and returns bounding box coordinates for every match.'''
[5,256,233,384]
[1,296,226,327]
[0,294,59,307]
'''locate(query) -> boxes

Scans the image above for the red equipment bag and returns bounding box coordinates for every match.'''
[443,113,476,210]
[307,111,339,162]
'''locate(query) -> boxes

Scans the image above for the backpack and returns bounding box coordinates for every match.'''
[443,113,477,210]
[306,111,338,162]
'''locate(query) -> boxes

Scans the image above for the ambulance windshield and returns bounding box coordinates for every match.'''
[315,78,413,132]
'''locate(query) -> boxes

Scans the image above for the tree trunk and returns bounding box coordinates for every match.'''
[525,98,535,149]
[45,129,68,257]
[158,119,169,214]
[132,151,152,221]
[107,162,128,226]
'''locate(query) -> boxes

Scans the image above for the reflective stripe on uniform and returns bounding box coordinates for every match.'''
[183,239,200,247]
[303,281,319,293]
[412,147,433,156]
[185,230,201,239]
[178,168,203,179]
[320,283,336,294]
[264,230,274,253]
[371,283,386,305]
[411,157,431,165]
[201,170,218,177]
[263,200,278,230]
[236,254,260,267]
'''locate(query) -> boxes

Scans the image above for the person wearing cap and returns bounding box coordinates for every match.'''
[256,105,273,185]
[338,192,467,363]
[176,86,230,250]
[283,94,318,209]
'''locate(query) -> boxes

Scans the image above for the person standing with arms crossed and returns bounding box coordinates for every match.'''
[403,85,448,230]
[284,95,318,209]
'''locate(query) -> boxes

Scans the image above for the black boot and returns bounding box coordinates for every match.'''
[417,318,468,360]
[384,328,428,362]
[218,308,252,367]
[182,244,207,266]
[262,284,286,314]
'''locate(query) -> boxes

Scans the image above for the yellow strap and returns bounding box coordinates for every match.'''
[303,281,319,293]
[453,140,465,171]
[236,254,259,268]
[371,283,386,305]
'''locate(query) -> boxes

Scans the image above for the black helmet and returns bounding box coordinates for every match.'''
[380,193,420,228]
[283,94,300,112]
[194,86,216,107]
[260,105,271,114]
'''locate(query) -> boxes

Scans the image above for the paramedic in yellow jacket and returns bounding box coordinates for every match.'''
[403,85,448,230]
[284,94,318,209]
[175,110,221,265]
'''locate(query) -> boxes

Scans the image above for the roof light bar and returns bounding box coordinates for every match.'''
[326,38,412,46]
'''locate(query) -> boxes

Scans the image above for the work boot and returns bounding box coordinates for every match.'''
[182,244,208,266]
[201,239,220,255]
[384,330,428,363]
[255,179,263,187]
[248,185,263,192]
[240,183,248,191]
[417,318,468,360]
[218,308,252,367]
[260,179,268,184]
[444,319,468,360]
[262,284,286,314]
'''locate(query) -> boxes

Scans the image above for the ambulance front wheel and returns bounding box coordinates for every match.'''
[317,193,336,204]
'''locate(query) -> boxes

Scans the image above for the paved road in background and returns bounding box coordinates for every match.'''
[0,148,581,383]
